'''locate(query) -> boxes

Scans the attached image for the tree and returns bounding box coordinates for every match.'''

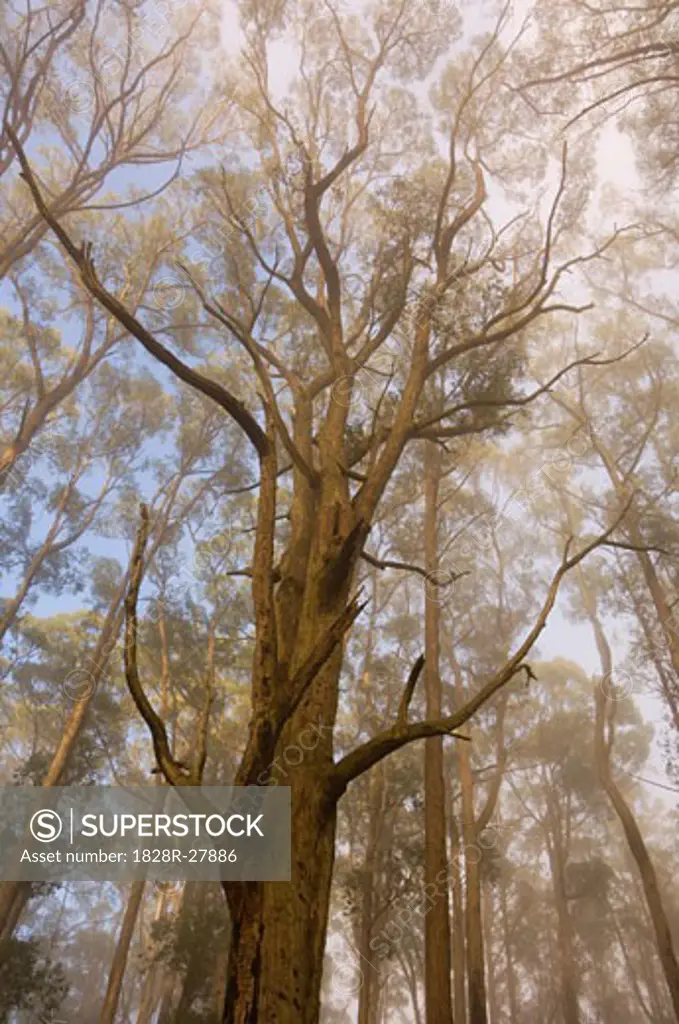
[518,0,679,187]
[2,2,678,1021]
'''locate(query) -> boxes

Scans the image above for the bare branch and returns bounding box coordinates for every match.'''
[329,500,634,798]
[361,550,469,585]
[7,125,271,460]
[397,655,426,727]
[124,504,192,787]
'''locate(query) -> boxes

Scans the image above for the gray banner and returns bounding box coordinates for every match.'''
[0,786,290,882]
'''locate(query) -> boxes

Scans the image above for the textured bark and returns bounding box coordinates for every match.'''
[100,880,146,1024]
[212,922,233,1023]
[423,441,454,1024]
[222,789,338,1022]
[213,373,392,1021]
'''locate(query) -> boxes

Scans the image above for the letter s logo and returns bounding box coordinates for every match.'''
[30,809,63,843]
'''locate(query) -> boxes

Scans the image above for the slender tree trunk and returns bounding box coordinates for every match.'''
[547,827,580,1024]
[212,916,233,1024]
[594,680,679,1019]
[356,853,376,1024]
[448,798,467,1024]
[500,876,518,1024]
[422,441,454,1024]
[452,657,487,1024]
[610,907,654,1022]
[136,964,163,1024]
[397,946,423,1024]
[638,916,670,1022]
[595,689,679,1019]
[357,593,382,1024]
[576,420,679,692]
[157,974,180,1024]
[574,556,679,1020]
[100,880,146,1024]
[483,887,498,1024]
[136,670,174,1024]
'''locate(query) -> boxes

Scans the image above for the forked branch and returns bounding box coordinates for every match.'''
[7,125,270,460]
[328,498,635,799]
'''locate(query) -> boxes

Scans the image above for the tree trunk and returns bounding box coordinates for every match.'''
[136,965,163,1024]
[500,876,518,1024]
[448,799,467,1024]
[423,441,454,1024]
[174,883,211,1020]
[157,973,180,1024]
[222,790,338,1022]
[100,880,146,1024]
[547,823,580,1024]
[594,680,679,1019]
[452,656,487,1024]
[574,554,679,1020]
[356,848,377,1024]
[357,595,383,1024]
[610,907,655,1022]
[212,917,233,1023]
[483,886,498,1024]
[397,945,423,1024]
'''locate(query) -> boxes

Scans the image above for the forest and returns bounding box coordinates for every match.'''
[0,0,678,1021]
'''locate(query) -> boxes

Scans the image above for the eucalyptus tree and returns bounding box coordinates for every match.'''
[6,1,643,1020]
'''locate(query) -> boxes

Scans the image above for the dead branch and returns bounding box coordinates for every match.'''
[124,504,193,787]
[328,498,635,799]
